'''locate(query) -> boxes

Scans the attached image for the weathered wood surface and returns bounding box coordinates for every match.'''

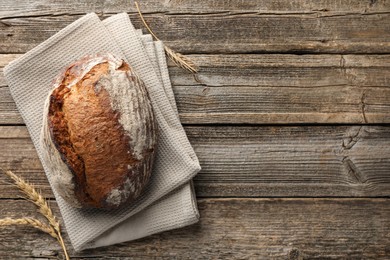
[1,54,390,124]
[1,0,390,259]
[2,0,389,16]
[0,198,389,259]
[1,125,389,198]
[1,1,390,54]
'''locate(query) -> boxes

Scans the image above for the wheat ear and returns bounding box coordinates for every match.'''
[3,170,59,232]
[0,217,57,238]
[163,46,198,73]
[135,1,198,73]
[1,169,69,260]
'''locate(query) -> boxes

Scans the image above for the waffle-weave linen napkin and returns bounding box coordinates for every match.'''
[3,13,201,251]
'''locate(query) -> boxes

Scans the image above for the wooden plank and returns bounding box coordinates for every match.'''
[190,125,390,197]
[0,87,20,125]
[0,198,388,259]
[1,54,390,125]
[1,125,389,198]
[1,0,390,17]
[1,11,390,54]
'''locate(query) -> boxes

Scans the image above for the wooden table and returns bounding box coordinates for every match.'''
[1,1,390,259]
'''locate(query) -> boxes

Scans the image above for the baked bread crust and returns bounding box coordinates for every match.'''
[40,54,158,209]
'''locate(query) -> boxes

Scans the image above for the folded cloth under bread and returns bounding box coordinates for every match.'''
[3,13,201,251]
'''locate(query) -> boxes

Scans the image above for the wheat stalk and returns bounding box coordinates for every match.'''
[164,46,198,74]
[1,169,69,260]
[135,1,198,73]
[0,217,57,238]
[3,170,59,232]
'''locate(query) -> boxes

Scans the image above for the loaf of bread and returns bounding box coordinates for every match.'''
[40,54,158,209]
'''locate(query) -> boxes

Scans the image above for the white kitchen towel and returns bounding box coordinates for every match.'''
[3,13,200,251]
[102,13,199,164]
[86,16,199,249]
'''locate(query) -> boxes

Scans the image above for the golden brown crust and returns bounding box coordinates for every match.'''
[46,55,157,209]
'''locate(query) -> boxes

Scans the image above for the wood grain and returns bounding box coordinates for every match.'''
[1,1,389,258]
[0,198,388,259]
[1,0,389,17]
[1,11,390,54]
[2,54,390,125]
[1,125,389,198]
